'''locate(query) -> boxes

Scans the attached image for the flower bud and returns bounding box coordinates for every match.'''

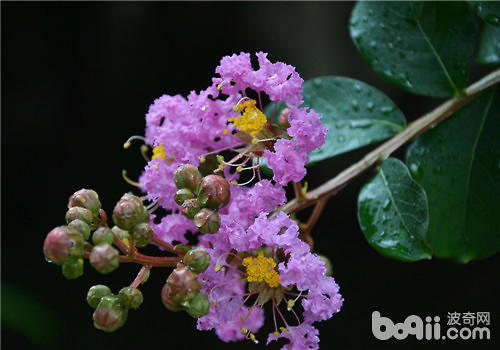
[66,207,98,230]
[87,284,112,309]
[174,164,201,192]
[193,209,221,234]
[319,255,333,276]
[278,107,290,127]
[92,227,114,245]
[165,264,201,304]
[174,188,193,206]
[197,175,230,210]
[198,154,219,176]
[118,286,143,309]
[67,219,91,241]
[61,257,84,279]
[183,248,210,273]
[93,296,128,332]
[182,292,210,319]
[161,284,183,312]
[43,226,84,264]
[131,222,154,248]
[181,199,202,219]
[68,189,101,216]
[90,244,119,274]
[112,193,149,231]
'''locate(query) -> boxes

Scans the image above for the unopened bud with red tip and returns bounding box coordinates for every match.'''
[165,264,201,304]
[174,164,202,192]
[181,199,202,219]
[68,189,101,216]
[118,287,143,309]
[182,292,210,318]
[194,209,221,234]
[183,248,211,273]
[92,227,114,245]
[131,223,154,247]
[93,296,128,332]
[161,284,183,312]
[112,193,149,231]
[87,285,112,309]
[90,244,119,274]
[197,175,230,210]
[61,257,84,279]
[43,226,84,264]
[174,188,193,206]
[66,207,98,230]
[67,219,91,241]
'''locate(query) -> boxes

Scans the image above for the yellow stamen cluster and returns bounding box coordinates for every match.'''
[242,251,281,288]
[151,143,166,160]
[227,99,267,137]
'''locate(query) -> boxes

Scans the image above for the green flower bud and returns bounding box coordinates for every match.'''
[174,164,201,192]
[66,207,98,230]
[92,227,114,245]
[161,284,183,312]
[197,175,230,210]
[181,199,202,219]
[89,244,119,274]
[182,292,210,319]
[87,285,113,309]
[93,296,128,332]
[67,219,91,241]
[130,222,154,248]
[61,257,84,279]
[43,226,84,264]
[183,248,210,273]
[118,287,143,309]
[193,209,220,234]
[198,154,219,177]
[319,255,333,276]
[68,189,101,216]
[112,193,149,231]
[165,264,201,304]
[111,225,130,240]
[174,188,193,206]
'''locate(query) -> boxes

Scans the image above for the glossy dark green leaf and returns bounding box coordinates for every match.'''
[358,157,431,261]
[264,76,406,163]
[470,1,500,26]
[406,90,500,262]
[350,2,478,97]
[477,23,500,65]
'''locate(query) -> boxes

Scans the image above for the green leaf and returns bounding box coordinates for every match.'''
[357,157,432,262]
[470,1,500,26]
[477,23,500,65]
[350,2,478,97]
[264,77,407,163]
[406,90,500,262]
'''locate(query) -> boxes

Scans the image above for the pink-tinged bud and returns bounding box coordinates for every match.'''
[193,209,221,234]
[89,244,119,274]
[174,188,193,206]
[92,227,114,245]
[67,219,91,241]
[174,164,202,192]
[182,292,210,319]
[130,223,154,247]
[118,287,143,309]
[61,257,84,279]
[87,285,112,309]
[197,175,230,210]
[183,247,211,273]
[165,264,201,304]
[278,107,290,127]
[161,284,183,312]
[43,226,84,265]
[65,207,98,230]
[181,199,202,219]
[68,189,101,216]
[112,193,149,231]
[92,296,128,332]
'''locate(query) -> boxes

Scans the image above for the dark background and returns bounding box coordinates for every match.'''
[2,2,498,350]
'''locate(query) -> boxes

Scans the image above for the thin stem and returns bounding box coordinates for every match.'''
[152,237,186,256]
[130,265,151,288]
[292,181,305,202]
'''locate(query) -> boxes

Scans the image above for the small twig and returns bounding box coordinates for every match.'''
[292,182,305,203]
[112,232,130,255]
[152,237,186,256]
[130,266,151,288]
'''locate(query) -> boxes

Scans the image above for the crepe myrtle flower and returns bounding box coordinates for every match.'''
[196,212,343,348]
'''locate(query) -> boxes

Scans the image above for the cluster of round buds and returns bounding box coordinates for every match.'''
[161,251,210,319]
[112,193,154,247]
[173,164,230,234]
[87,284,143,332]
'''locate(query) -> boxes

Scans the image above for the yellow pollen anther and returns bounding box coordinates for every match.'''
[249,333,258,344]
[199,155,206,163]
[216,155,224,163]
[223,129,229,135]
[123,141,131,149]
[140,144,149,153]
[242,251,281,288]
[230,180,238,185]
[273,331,281,339]
[218,164,225,171]
[240,327,248,335]
[280,327,289,333]
[236,166,243,173]
[287,299,295,310]
[152,143,167,160]
[228,99,267,137]
[213,299,218,308]
[214,264,222,272]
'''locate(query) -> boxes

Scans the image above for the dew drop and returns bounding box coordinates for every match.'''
[313,79,322,88]
[380,106,393,114]
[337,135,346,143]
[370,40,377,48]
[366,101,374,110]
[350,120,371,129]
[382,198,391,210]
[351,99,360,111]
[409,163,423,180]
